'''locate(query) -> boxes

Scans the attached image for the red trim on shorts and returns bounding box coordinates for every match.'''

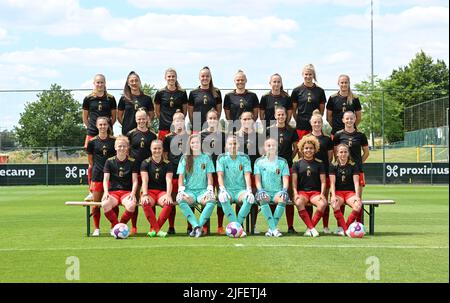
[158,130,170,141]
[109,190,131,203]
[297,190,321,201]
[359,172,366,187]
[296,130,311,140]
[146,189,167,202]
[84,135,95,149]
[335,190,357,201]
[89,181,104,192]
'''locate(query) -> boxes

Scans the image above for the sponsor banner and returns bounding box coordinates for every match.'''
[0,164,88,185]
[0,163,448,185]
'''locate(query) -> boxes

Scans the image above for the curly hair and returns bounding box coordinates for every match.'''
[297,134,320,156]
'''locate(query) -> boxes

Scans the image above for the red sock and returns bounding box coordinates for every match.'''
[111,206,120,228]
[143,204,160,232]
[120,210,134,224]
[322,205,329,228]
[333,209,347,231]
[92,206,101,229]
[168,206,176,228]
[306,205,313,218]
[104,209,119,226]
[298,209,314,229]
[357,209,363,223]
[311,210,323,227]
[217,206,224,228]
[346,210,360,227]
[157,205,173,228]
[285,204,294,228]
[131,206,139,228]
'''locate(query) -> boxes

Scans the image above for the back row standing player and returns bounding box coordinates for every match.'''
[83,74,117,202]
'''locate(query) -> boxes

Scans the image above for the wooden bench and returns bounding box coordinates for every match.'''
[248,199,395,235]
[65,201,212,237]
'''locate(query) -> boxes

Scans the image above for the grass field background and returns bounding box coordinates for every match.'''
[0,185,448,283]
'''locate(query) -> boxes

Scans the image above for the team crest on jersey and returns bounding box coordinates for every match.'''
[102,145,107,156]
[276,168,280,175]
[348,138,353,147]
[307,92,312,103]
[239,164,243,171]
[134,100,139,110]
[342,103,347,113]
[203,95,208,105]
[341,175,346,183]
[306,166,311,177]
[119,167,124,178]
[140,138,145,148]
[169,97,174,108]
[240,99,244,109]
[98,101,103,111]
[201,163,206,170]
[155,168,160,180]
[279,134,284,145]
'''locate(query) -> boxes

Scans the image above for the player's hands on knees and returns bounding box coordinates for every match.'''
[218,186,231,203]
[330,196,338,208]
[101,193,109,202]
[141,194,150,205]
[244,189,255,204]
[163,194,174,205]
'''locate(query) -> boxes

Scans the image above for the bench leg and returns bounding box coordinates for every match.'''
[245,213,250,233]
[250,204,258,235]
[369,205,375,236]
[86,205,91,237]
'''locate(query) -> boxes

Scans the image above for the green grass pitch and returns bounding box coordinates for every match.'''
[0,185,448,283]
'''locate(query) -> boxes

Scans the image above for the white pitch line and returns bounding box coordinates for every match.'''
[0,243,447,252]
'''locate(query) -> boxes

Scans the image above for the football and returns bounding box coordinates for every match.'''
[226,221,244,238]
[347,222,366,238]
[112,223,130,239]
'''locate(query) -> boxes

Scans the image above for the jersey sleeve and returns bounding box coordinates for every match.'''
[352,164,360,175]
[329,164,337,175]
[253,159,261,175]
[361,133,369,147]
[333,133,341,146]
[144,95,154,111]
[285,95,293,109]
[293,129,300,142]
[259,95,267,109]
[327,137,334,151]
[86,139,95,154]
[318,162,325,174]
[206,155,215,173]
[215,89,222,104]
[103,159,112,173]
[188,91,195,106]
[166,162,174,174]
[140,159,149,172]
[291,161,299,175]
[251,93,260,108]
[325,96,334,111]
[176,156,186,175]
[243,155,252,173]
[290,87,298,104]
[109,96,117,109]
[154,91,162,105]
[163,136,170,152]
[281,159,290,176]
[82,96,90,110]
[181,90,188,105]
[132,159,140,173]
[216,155,224,172]
[353,97,362,111]
[118,96,126,110]
[319,89,326,104]
[223,94,231,110]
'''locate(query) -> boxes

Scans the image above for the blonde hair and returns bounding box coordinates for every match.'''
[309,109,323,123]
[115,135,130,147]
[302,64,317,83]
[338,74,354,105]
[297,135,320,156]
[165,67,182,90]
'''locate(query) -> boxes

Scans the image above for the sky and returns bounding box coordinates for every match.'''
[0,0,448,131]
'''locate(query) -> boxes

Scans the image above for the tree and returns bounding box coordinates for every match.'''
[0,129,17,150]
[142,83,158,133]
[15,84,85,149]
[355,77,403,143]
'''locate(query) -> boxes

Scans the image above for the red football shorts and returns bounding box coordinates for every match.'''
[109,190,131,203]
[335,190,357,201]
[297,190,321,201]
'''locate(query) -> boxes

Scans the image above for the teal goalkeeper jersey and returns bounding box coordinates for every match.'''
[177,153,215,190]
[254,156,290,193]
[216,152,252,191]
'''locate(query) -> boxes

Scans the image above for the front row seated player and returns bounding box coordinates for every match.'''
[216,135,255,238]
[140,140,174,238]
[254,138,290,237]
[176,134,217,238]
[101,135,139,234]
[292,135,327,237]
[329,143,362,237]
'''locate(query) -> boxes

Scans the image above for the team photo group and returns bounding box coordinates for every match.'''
[83,64,368,239]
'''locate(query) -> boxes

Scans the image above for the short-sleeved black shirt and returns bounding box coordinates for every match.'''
[188,88,222,131]
[259,92,292,127]
[306,133,333,174]
[223,90,259,122]
[154,88,188,131]
[126,128,157,168]
[86,135,116,182]
[333,130,368,171]
[326,93,362,134]
[82,92,117,136]
[292,158,325,192]
[329,162,360,192]
[140,158,173,191]
[291,84,326,131]
[266,125,299,168]
[104,156,139,191]
[118,94,154,135]
[163,132,190,178]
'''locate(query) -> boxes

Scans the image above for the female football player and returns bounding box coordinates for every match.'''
[223,70,259,130]
[118,71,154,135]
[188,66,222,132]
[101,136,139,231]
[86,117,116,236]
[154,68,188,140]
[329,143,362,236]
[292,135,327,237]
[291,64,326,139]
[82,73,117,202]
[308,110,334,234]
[200,109,227,234]
[254,137,290,237]
[140,140,174,238]
[259,73,292,128]
[216,135,255,237]
[266,106,299,233]
[326,74,362,136]
[333,111,369,224]
[126,109,157,234]
[163,111,190,234]
[176,134,216,238]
